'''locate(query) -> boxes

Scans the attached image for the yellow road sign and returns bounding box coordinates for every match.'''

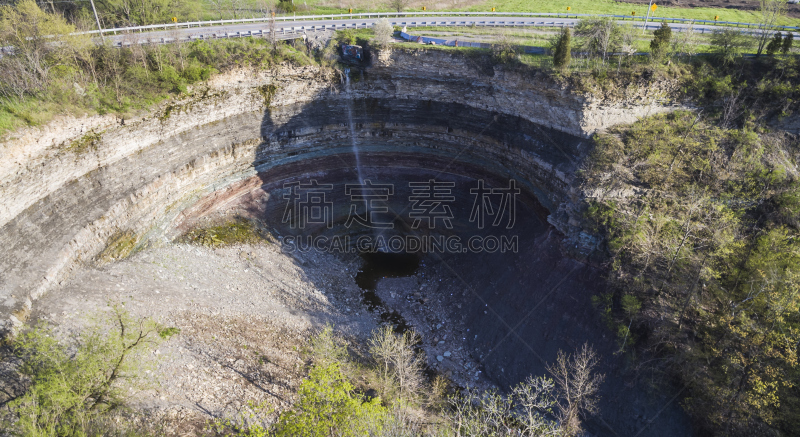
[491,7,495,11]
[651,3,657,11]
[566,6,571,11]
[171,16,177,22]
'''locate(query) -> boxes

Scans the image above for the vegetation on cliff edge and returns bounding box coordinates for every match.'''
[583,110,800,435]
[0,0,319,137]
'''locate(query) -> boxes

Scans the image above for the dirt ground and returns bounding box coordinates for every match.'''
[18,242,381,433]
[6,239,501,434]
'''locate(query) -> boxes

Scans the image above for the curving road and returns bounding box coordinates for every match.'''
[103,15,784,46]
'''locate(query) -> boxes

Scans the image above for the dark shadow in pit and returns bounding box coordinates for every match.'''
[355,252,419,334]
[179,67,696,437]
[355,252,420,292]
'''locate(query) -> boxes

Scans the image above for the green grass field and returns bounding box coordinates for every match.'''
[277,0,799,26]
[407,25,718,53]
[464,0,786,24]
[195,0,800,27]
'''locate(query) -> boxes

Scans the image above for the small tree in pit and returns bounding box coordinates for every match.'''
[547,343,605,437]
[7,305,177,436]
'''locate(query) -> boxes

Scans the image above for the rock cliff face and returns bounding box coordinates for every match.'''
[0,47,679,333]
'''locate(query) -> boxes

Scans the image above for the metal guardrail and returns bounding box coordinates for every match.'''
[78,11,800,36]
[102,16,784,48]
[108,29,306,47]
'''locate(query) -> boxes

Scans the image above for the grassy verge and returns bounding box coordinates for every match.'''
[405,24,718,52]
[282,0,800,25]
[155,0,800,28]
[0,38,317,138]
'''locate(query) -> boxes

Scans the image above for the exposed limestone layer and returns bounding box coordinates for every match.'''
[0,49,678,333]
[368,48,683,137]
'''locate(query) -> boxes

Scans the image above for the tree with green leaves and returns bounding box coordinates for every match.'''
[276,0,296,13]
[372,18,394,48]
[650,21,672,62]
[755,0,787,55]
[575,17,621,64]
[6,305,178,436]
[275,362,388,436]
[553,26,572,72]
[710,29,754,64]
[0,0,90,98]
[766,32,783,55]
[782,32,794,54]
[388,0,409,13]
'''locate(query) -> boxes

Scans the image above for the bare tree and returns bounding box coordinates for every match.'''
[368,325,425,404]
[512,376,561,436]
[229,0,246,19]
[755,0,787,55]
[268,11,277,51]
[617,23,637,70]
[208,0,226,19]
[447,388,515,436]
[671,21,701,58]
[0,0,84,98]
[387,0,409,13]
[575,17,621,64]
[547,343,605,437]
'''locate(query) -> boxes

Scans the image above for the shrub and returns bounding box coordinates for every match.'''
[274,362,388,436]
[766,32,783,55]
[782,32,794,54]
[552,27,572,72]
[575,17,621,63]
[373,18,393,47]
[491,31,519,64]
[710,29,753,64]
[276,0,296,13]
[336,29,357,45]
[650,22,672,62]
[5,305,177,436]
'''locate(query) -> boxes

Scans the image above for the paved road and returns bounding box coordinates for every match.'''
[103,15,778,46]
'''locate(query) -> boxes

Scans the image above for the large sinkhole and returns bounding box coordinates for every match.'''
[164,93,690,436]
[3,72,691,436]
